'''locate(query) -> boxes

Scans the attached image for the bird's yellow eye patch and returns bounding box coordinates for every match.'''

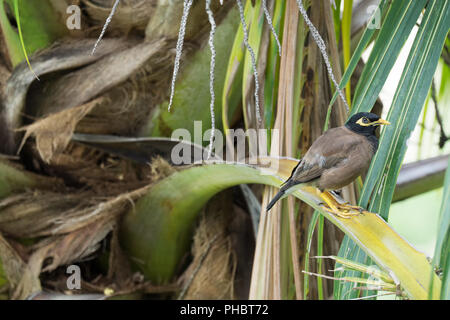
[356,117,391,127]
[356,117,372,126]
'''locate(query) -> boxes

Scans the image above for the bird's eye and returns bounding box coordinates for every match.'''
[362,117,369,124]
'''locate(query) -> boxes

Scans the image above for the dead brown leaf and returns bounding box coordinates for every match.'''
[3,38,132,154]
[0,185,150,239]
[0,234,41,300]
[16,98,103,163]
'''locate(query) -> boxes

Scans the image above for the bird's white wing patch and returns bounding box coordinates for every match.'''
[312,153,326,168]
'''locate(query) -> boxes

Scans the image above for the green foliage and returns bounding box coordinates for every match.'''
[359,0,449,218]
[341,0,353,107]
[327,0,389,120]
[303,212,319,299]
[149,7,240,140]
[0,161,38,199]
[222,1,248,133]
[120,162,275,283]
[350,0,427,116]
[0,0,64,66]
[431,156,450,299]
[263,0,285,130]
[242,0,263,128]
[335,0,450,300]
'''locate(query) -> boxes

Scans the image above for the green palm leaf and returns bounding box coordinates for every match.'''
[351,0,427,116]
[431,156,450,299]
[327,0,389,119]
[360,0,450,217]
[0,0,63,67]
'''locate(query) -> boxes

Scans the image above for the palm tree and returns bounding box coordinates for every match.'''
[0,0,448,300]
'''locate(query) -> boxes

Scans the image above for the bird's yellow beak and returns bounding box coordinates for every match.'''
[374,119,390,126]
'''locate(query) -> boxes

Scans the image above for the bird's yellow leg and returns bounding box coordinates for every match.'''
[324,191,374,215]
[302,187,364,218]
[303,187,344,210]
[319,191,361,218]
[339,202,367,211]
[321,191,346,208]
[326,192,373,214]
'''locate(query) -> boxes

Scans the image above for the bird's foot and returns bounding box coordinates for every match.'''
[338,202,374,214]
[321,204,361,218]
[318,191,362,218]
[337,203,365,214]
[316,190,375,218]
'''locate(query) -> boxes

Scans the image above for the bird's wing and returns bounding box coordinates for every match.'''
[289,127,362,183]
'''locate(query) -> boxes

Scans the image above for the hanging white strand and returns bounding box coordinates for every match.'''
[262,0,282,56]
[236,0,262,123]
[167,0,194,112]
[331,0,337,9]
[91,0,120,55]
[206,0,216,159]
[295,0,350,112]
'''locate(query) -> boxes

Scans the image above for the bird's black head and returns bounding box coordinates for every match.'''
[345,112,390,137]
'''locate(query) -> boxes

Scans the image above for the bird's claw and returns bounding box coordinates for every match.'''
[319,203,364,218]
[322,206,361,218]
[318,191,373,218]
[337,204,365,214]
[340,203,374,215]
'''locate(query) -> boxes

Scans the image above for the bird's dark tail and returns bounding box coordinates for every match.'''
[266,190,285,211]
[266,180,296,211]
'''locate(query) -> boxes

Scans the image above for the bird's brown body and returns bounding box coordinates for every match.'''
[288,126,375,191]
[266,112,390,216]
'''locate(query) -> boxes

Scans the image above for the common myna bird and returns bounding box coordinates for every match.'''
[266,112,390,218]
